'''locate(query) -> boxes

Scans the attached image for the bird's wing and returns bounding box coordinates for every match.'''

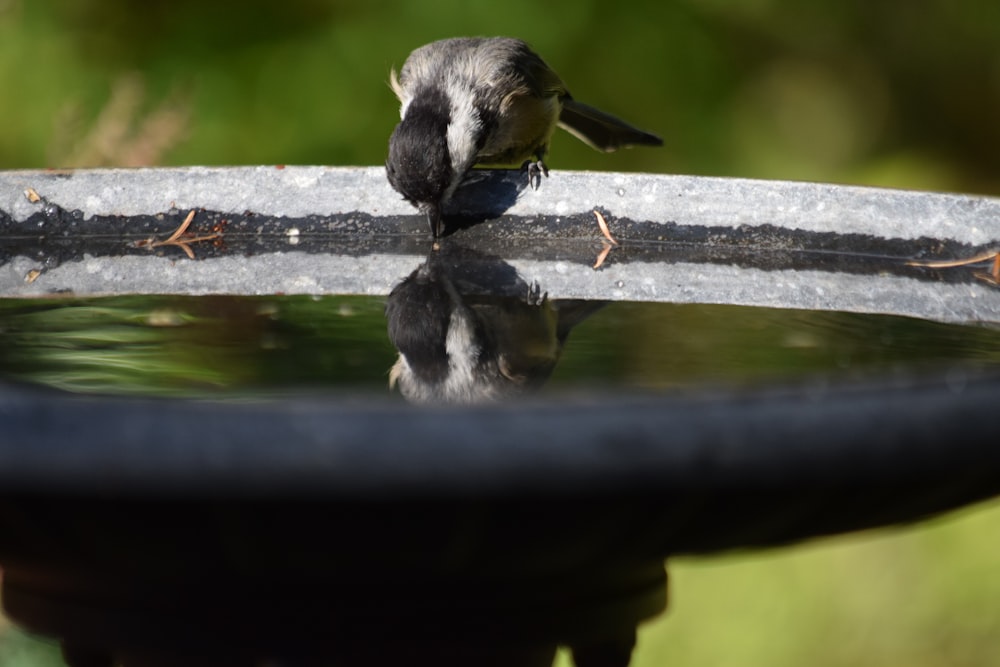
[558,99,663,152]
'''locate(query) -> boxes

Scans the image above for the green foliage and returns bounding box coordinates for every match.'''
[0,623,61,667]
[1,0,998,192]
[630,499,1000,667]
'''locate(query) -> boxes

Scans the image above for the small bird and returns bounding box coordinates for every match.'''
[386,37,663,237]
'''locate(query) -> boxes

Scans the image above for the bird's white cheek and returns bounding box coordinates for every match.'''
[445,311,481,388]
[445,92,483,172]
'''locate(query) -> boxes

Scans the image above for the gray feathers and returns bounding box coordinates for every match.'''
[559,99,664,152]
[386,37,662,235]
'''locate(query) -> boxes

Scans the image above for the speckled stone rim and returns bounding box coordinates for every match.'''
[2,167,1000,323]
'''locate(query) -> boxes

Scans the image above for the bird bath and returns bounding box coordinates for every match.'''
[2,167,1000,666]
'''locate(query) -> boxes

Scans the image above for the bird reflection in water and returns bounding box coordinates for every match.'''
[385,243,604,404]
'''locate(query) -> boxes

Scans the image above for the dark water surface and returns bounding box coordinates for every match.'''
[2,295,998,397]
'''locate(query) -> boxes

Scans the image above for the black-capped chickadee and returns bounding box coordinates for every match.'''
[385,244,604,404]
[386,37,663,237]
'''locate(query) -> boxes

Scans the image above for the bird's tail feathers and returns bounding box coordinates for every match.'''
[558,100,663,152]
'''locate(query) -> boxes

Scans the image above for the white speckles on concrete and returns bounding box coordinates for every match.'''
[4,167,1000,244]
[288,275,319,290]
[84,256,103,274]
[4,167,1000,323]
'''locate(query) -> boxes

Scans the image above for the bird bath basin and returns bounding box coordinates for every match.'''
[2,167,1000,666]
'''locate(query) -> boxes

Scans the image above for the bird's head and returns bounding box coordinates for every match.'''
[386,88,461,237]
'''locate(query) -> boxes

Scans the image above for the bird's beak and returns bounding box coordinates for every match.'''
[423,202,443,237]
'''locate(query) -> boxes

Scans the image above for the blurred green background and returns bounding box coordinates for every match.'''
[2,1,1000,665]
[2,0,1000,194]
